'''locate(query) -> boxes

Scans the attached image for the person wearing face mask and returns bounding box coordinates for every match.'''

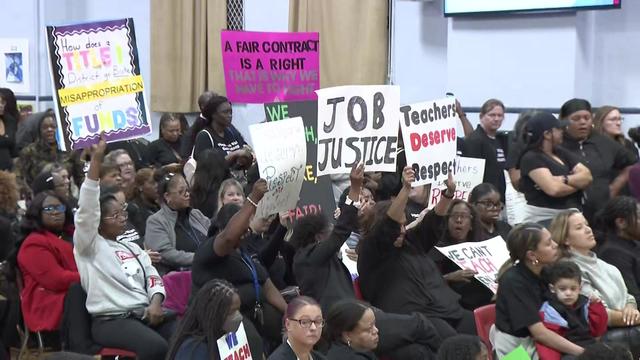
[191,179,287,358]
[462,98,509,201]
[149,113,183,168]
[358,167,476,340]
[325,300,379,360]
[518,111,592,225]
[268,296,326,360]
[17,191,77,338]
[560,99,637,224]
[166,279,243,360]
[145,170,210,274]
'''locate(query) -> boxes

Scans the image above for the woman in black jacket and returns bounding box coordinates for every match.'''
[0,88,18,171]
[148,113,183,167]
[325,299,378,360]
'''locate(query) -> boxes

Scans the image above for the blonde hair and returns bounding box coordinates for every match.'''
[549,209,583,258]
[217,178,244,206]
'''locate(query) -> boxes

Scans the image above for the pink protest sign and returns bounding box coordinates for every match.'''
[221,31,319,104]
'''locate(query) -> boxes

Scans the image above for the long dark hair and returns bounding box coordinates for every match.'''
[324,299,371,343]
[497,222,546,279]
[21,191,73,235]
[166,279,238,360]
[191,149,229,212]
[442,199,484,243]
[594,196,639,240]
[290,213,330,250]
[0,87,19,121]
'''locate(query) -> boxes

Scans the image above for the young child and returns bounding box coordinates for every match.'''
[537,261,609,360]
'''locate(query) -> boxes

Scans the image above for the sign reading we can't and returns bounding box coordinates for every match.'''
[221,31,319,103]
[316,85,400,176]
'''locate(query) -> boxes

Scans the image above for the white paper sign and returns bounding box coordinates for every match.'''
[0,38,30,93]
[340,242,358,279]
[250,117,307,219]
[400,98,459,187]
[427,157,486,209]
[217,322,253,360]
[435,236,509,294]
[504,170,526,226]
[316,85,400,176]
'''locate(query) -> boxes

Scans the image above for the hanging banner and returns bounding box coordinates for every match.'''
[0,38,30,93]
[264,100,336,224]
[249,117,306,219]
[46,18,151,151]
[217,322,253,360]
[316,85,400,176]
[435,236,509,294]
[400,98,459,187]
[221,30,319,103]
[427,157,485,209]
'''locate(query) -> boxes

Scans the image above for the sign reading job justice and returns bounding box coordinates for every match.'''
[46,18,151,151]
[221,31,319,103]
[316,85,400,176]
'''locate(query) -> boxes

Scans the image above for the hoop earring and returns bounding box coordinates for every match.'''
[532,258,539,266]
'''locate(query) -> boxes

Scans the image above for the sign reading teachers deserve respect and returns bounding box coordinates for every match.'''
[46,18,151,151]
[400,98,458,187]
[435,236,509,293]
[316,85,400,176]
[426,157,485,209]
[221,31,319,103]
[249,117,306,219]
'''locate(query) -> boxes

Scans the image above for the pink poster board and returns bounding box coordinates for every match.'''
[221,31,319,103]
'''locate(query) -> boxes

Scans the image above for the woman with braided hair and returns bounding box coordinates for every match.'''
[167,279,242,359]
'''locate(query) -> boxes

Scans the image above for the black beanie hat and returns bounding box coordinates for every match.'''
[559,98,592,119]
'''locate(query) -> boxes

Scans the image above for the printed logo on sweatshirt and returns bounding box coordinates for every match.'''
[115,250,136,262]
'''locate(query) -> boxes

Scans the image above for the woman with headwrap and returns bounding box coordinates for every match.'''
[559,98,637,224]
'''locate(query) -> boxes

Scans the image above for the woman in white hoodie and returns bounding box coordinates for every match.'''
[550,209,640,357]
[73,135,173,360]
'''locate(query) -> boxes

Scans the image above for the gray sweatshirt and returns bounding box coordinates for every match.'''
[144,203,210,268]
[568,249,636,311]
[74,179,165,316]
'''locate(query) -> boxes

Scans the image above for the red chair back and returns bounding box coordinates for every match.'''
[100,347,136,358]
[353,277,364,300]
[473,304,496,360]
[162,271,192,317]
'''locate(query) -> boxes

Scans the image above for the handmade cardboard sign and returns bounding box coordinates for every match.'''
[217,322,253,360]
[426,157,485,209]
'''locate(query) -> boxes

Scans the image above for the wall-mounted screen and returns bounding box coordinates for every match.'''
[445,0,621,16]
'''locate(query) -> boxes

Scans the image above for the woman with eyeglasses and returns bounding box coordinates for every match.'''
[16,190,77,338]
[145,169,210,274]
[73,135,174,360]
[424,176,493,310]
[325,299,379,360]
[518,111,593,226]
[268,296,326,360]
[469,183,512,240]
[593,106,639,161]
[166,279,242,360]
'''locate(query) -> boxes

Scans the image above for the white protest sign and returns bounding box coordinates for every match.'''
[217,322,253,360]
[504,170,526,226]
[316,85,400,176]
[426,157,486,209]
[249,117,306,219]
[340,242,358,279]
[400,98,459,187]
[435,236,509,294]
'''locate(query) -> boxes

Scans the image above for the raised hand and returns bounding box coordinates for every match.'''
[402,166,416,188]
[250,179,268,203]
[350,163,365,189]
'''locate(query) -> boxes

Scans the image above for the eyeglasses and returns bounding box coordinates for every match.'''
[103,203,128,220]
[606,116,625,123]
[118,161,134,169]
[289,318,325,328]
[475,200,504,210]
[450,213,472,220]
[42,204,66,213]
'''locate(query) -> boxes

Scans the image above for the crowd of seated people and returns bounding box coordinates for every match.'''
[0,84,640,360]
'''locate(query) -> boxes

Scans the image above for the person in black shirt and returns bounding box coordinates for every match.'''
[462,99,509,200]
[494,222,584,358]
[192,95,253,184]
[518,111,592,225]
[190,148,229,219]
[148,113,183,167]
[595,196,640,304]
[128,168,160,236]
[505,110,540,191]
[191,179,286,358]
[469,183,512,240]
[559,98,637,224]
[358,166,476,339]
[593,106,639,161]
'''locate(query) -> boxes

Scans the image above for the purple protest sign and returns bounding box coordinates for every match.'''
[221,31,319,104]
[45,18,151,151]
